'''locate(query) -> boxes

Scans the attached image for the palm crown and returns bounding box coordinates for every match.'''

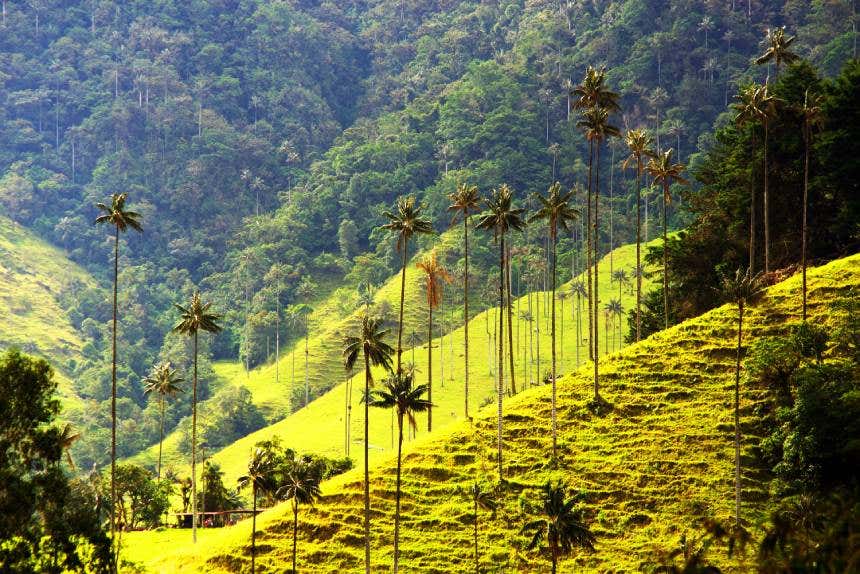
[381,195,434,252]
[143,362,184,399]
[572,66,620,112]
[529,182,580,241]
[475,184,525,240]
[720,268,766,307]
[733,83,778,127]
[277,455,324,506]
[577,105,620,143]
[646,149,688,200]
[237,447,276,494]
[447,183,481,223]
[755,26,799,71]
[416,250,453,310]
[622,128,654,171]
[94,192,143,233]
[343,315,394,383]
[522,481,595,561]
[368,370,432,432]
[173,292,222,336]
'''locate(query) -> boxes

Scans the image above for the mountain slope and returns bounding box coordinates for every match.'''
[124,253,860,572]
[0,214,96,409]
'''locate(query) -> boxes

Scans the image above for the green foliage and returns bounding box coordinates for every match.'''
[108,464,171,530]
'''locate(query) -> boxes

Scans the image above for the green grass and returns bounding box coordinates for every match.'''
[123,253,860,573]
[0,215,95,410]
[130,237,658,485]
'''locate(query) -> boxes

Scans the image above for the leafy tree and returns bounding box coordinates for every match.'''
[142,362,184,480]
[720,268,765,527]
[448,183,482,419]
[415,249,452,431]
[94,191,142,569]
[381,195,434,373]
[521,481,595,574]
[368,370,431,574]
[622,128,654,342]
[343,315,394,574]
[529,182,579,458]
[173,291,222,544]
[476,184,525,481]
[237,447,276,574]
[645,149,687,330]
[109,464,170,530]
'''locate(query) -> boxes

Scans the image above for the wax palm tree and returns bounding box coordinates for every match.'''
[622,128,654,341]
[557,290,568,370]
[173,291,222,544]
[476,185,525,481]
[605,299,624,352]
[529,182,579,458]
[720,268,765,528]
[357,282,376,311]
[611,269,630,302]
[570,281,587,367]
[237,447,275,574]
[756,27,799,78]
[143,362,184,480]
[572,67,620,364]
[382,196,434,373]
[448,183,481,419]
[94,192,142,566]
[646,149,688,330]
[578,106,620,403]
[368,371,431,574]
[57,423,81,470]
[521,481,596,574]
[277,455,323,574]
[416,250,453,432]
[799,89,824,320]
[467,482,497,574]
[343,315,394,574]
[293,303,313,407]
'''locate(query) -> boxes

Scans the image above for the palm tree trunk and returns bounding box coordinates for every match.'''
[157,397,165,480]
[506,243,517,395]
[734,301,744,527]
[397,243,408,372]
[576,293,581,367]
[463,216,471,418]
[749,134,757,273]
[292,501,298,574]
[636,160,642,342]
[427,305,433,432]
[551,227,558,458]
[529,291,534,384]
[551,548,558,574]
[802,126,809,320]
[110,226,118,571]
[497,234,505,482]
[764,118,770,274]
[192,330,198,544]
[473,497,479,574]
[663,182,670,330]
[394,412,404,573]
[304,319,309,406]
[363,354,371,574]
[593,143,601,402]
[251,485,257,574]
[586,140,594,361]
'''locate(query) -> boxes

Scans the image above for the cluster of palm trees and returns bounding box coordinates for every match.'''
[95,193,222,571]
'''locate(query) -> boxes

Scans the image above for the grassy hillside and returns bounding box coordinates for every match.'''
[131,237,657,483]
[124,253,860,572]
[0,215,96,409]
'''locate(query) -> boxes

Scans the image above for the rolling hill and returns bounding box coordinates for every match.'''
[123,253,860,572]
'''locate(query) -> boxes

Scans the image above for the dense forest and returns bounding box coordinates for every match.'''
[0,0,856,493]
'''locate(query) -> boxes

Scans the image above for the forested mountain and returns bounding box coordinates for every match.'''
[0,0,855,469]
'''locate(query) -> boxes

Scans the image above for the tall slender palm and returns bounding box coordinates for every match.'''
[572,67,620,363]
[611,269,630,302]
[277,456,323,574]
[416,250,453,432]
[476,185,525,481]
[293,303,313,407]
[448,182,481,419]
[622,128,654,341]
[521,481,596,574]
[343,315,394,574]
[94,192,142,570]
[173,291,222,544]
[578,106,620,403]
[142,362,184,480]
[237,448,275,574]
[57,423,81,470]
[756,27,799,78]
[720,268,765,528]
[382,196,433,373]
[646,149,688,330]
[605,299,624,352]
[799,89,824,320]
[529,182,579,458]
[368,371,431,574]
[467,482,497,574]
[570,281,587,367]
